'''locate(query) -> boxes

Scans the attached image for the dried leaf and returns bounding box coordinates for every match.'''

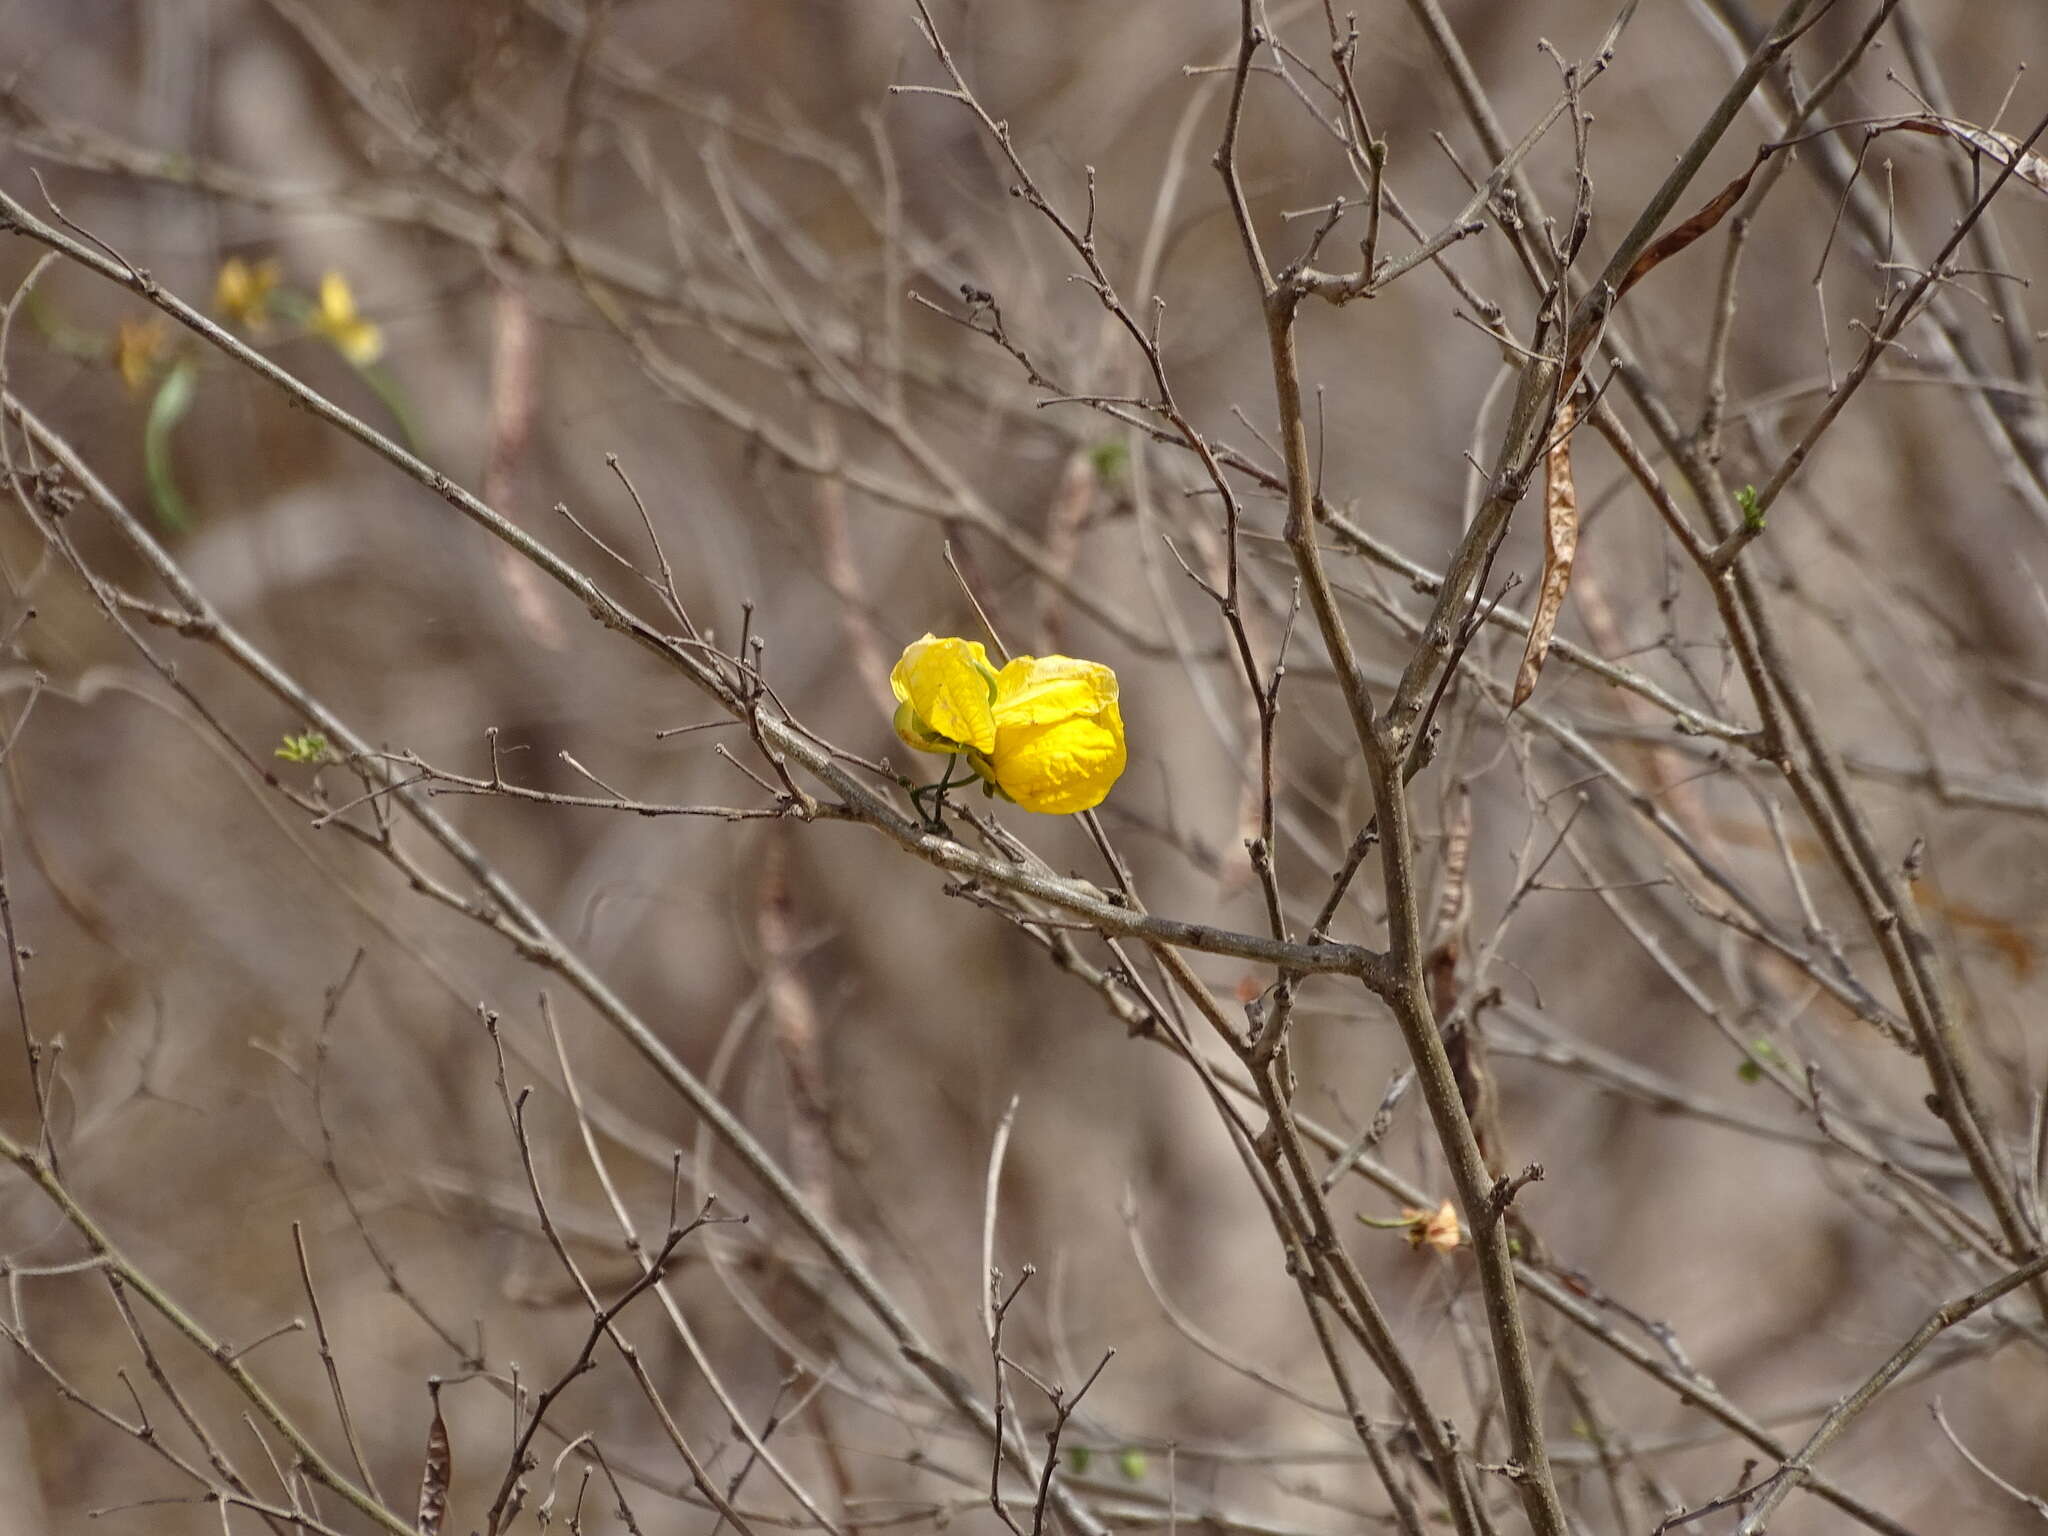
[1711,815,2037,979]
[1512,396,1579,710]
[417,1385,451,1536]
[1614,113,2047,308]
[1888,114,2048,197]
[1616,146,1771,303]
[1911,881,2036,980]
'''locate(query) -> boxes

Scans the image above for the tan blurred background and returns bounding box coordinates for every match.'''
[2,1,2047,1532]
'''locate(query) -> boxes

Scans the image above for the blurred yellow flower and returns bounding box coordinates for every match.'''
[113,316,169,394]
[213,256,281,334]
[1403,1200,1462,1254]
[891,633,1126,815]
[311,271,383,366]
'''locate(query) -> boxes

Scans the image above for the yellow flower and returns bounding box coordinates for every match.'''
[892,634,1000,754]
[311,271,383,366]
[214,256,281,334]
[981,654,1127,814]
[890,633,1126,815]
[113,316,169,394]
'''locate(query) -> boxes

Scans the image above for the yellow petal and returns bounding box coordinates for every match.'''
[889,634,997,753]
[215,257,250,310]
[893,699,963,755]
[315,272,384,365]
[114,316,167,395]
[334,318,384,366]
[991,654,1118,727]
[318,271,358,327]
[992,700,1125,814]
[214,256,280,331]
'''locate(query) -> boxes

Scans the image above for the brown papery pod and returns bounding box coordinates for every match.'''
[1513,395,1579,711]
[417,1381,451,1536]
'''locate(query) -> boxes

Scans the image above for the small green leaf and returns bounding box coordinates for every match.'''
[275,730,332,765]
[1734,483,1765,533]
[1736,1037,1782,1083]
[1357,1210,1416,1230]
[1088,437,1129,488]
[1116,1449,1147,1482]
[143,357,199,529]
[1067,1447,1093,1475]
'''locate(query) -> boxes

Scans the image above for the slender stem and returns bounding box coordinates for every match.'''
[0,1127,418,1536]
[1733,1250,2048,1533]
